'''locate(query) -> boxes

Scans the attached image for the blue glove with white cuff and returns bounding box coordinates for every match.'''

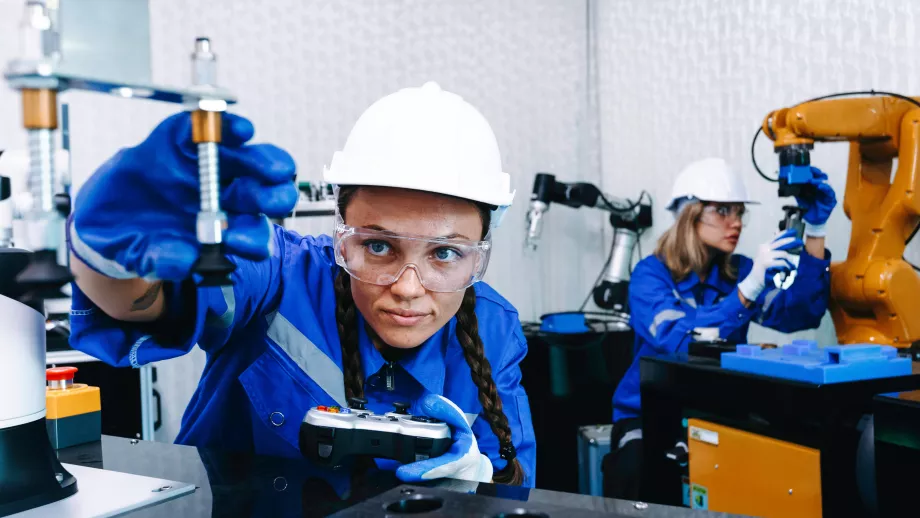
[69,112,298,281]
[794,167,837,237]
[393,393,493,484]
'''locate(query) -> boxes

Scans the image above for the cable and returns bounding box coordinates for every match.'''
[578,190,652,311]
[752,90,920,184]
[801,90,920,107]
[579,239,614,311]
[751,127,777,182]
[598,191,640,213]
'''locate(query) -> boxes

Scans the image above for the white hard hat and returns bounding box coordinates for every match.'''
[667,157,758,213]
[324,82,515,227]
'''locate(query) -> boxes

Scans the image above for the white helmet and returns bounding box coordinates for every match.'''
[667,157,758,213]
[324,82,515,227]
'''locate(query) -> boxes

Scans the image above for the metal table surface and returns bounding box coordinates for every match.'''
[56,436,738,517]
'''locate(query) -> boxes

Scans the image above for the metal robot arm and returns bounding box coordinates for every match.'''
[525,172,652,315]
[762,95,920,348]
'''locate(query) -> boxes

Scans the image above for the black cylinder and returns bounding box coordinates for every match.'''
[0,418,78,516]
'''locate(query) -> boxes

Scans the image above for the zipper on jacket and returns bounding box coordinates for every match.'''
[385,361,395,391]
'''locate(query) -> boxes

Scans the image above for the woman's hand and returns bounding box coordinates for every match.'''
[737,229,804,305]
[70,112,297,282]
[394,394,493,484]
[795,166,837,237]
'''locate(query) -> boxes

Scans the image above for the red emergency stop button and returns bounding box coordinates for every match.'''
[46,366,78,381]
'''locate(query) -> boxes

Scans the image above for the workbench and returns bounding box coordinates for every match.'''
[56,435,738,517]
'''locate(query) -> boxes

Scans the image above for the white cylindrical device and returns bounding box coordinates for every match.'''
[0,293,46,429]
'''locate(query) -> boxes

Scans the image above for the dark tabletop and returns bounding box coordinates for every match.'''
[57,436,737,517]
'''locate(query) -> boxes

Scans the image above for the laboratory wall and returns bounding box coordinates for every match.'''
[0,0,602,442]
[594,0,920,345]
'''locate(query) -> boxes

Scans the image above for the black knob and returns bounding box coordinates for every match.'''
[54,193,71,217]
[0,176,10,202]
[348,397,367,410]
[392,401,410,415]
[193,243,236,286]
[665,446,689,466]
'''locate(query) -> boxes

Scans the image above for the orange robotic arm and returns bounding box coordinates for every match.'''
[762,95,920,347]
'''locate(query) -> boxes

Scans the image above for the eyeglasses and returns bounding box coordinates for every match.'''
[333,222,492,293]
[701,204,749,226]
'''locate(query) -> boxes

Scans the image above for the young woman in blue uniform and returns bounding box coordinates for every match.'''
[602,157,837,499]
[67,83,535,486]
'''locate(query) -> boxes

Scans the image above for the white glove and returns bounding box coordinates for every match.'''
[737,229,803,302]
[395,394,493,483]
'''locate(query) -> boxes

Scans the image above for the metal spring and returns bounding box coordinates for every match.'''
[198,142,219,212]
[28,128,55,214]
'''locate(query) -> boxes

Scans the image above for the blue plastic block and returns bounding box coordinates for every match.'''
[540,312,590,334]
[780,163,813,185]
[721,342,911,384]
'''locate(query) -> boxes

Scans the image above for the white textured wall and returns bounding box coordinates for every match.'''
[0,0,600,442]
[595,0,920,345]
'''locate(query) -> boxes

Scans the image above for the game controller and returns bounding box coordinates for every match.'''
[300,398,452,466]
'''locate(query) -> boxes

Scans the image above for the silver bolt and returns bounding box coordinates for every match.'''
[714,464,719,469]
[634,501,649,510]
[196,142,225,245]
[789,489,793,495]
[191,38,225,249]
[130,439,139,445]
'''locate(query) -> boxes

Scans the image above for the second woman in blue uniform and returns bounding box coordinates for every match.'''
[603,157,836,499]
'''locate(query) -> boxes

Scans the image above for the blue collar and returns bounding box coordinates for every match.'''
[674,257,734,296]
[357,314,447,396]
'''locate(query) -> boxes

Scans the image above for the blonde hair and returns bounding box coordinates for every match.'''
[654,202,737,283]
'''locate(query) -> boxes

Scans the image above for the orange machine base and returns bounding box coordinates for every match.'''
[688,418,823,517]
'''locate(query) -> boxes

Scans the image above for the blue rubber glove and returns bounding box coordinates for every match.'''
[737,229,803,301]
[794,167,837,236]
[69,112,297,280]
[394,394,493,484]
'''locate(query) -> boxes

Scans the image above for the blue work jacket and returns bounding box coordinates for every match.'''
[612,250,831,422]
[69,227,537,486]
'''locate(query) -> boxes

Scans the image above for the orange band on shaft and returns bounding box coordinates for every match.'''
[22,89,58,129]
[191,110,222,143]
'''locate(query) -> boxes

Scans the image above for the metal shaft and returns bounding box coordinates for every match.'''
[198,142,219,213]
[28,128,55,214]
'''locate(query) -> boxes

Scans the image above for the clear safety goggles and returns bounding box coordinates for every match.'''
[700,203,750,227]
[333,219,493,293]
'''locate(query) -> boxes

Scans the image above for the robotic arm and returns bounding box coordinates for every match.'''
[526,173,652,315]
[761,94,920,348]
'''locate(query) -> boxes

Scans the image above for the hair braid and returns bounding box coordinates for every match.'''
[334,270,364,400]
[455,287,525,485]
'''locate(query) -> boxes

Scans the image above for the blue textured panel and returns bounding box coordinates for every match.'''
[721,340,912,383]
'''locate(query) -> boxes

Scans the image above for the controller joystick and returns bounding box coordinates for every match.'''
[348,397,367,410]
[392,401,410,415]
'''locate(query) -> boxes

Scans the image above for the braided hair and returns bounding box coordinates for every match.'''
[333,186,525,485]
